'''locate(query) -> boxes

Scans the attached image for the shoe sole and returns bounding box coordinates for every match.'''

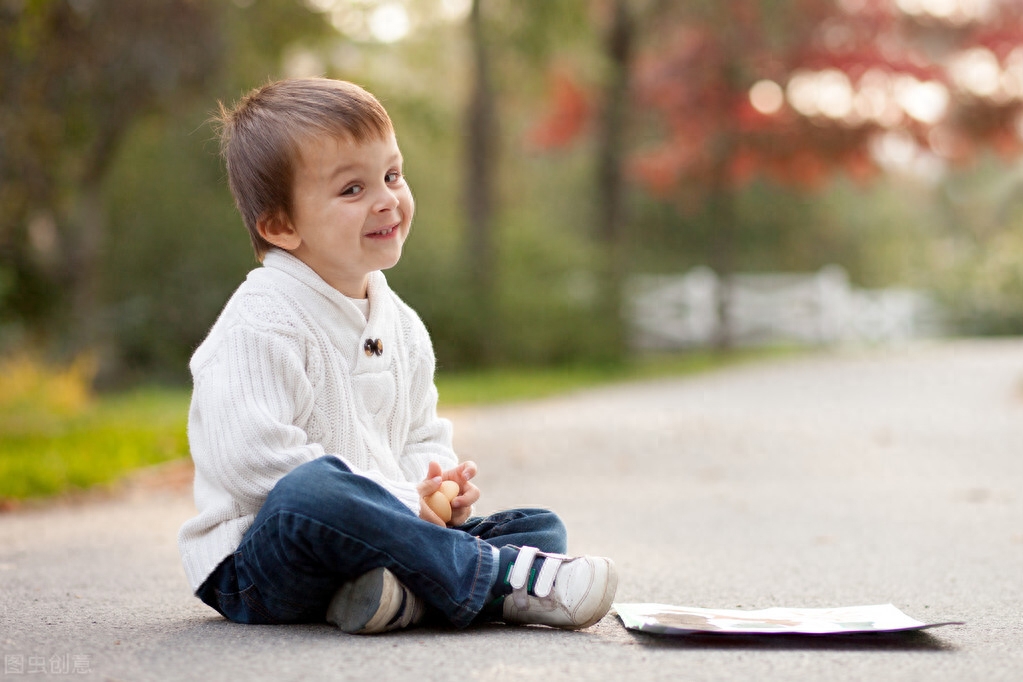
[570,558,619,630]
[327,567,401,634]
[502,557,620,630]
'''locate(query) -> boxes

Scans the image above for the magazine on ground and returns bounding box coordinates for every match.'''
[613,603,963,636]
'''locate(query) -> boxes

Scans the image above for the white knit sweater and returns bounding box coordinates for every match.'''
[177,249,458,591]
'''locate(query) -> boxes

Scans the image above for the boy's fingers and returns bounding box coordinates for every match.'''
[460,461,477,482]
[450,483,480,508]
[417,475,443,497]
[418,461,444,496]
[419,504,446,527]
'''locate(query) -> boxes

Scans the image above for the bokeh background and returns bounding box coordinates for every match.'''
[2,0,1023,499]
[5,0,1023,379]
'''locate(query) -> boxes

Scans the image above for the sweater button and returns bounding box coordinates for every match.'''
[364,338,383,357]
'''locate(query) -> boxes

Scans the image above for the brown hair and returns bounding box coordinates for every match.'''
[215,78,394,260]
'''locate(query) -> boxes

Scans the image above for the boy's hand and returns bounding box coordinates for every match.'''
[417,460,480,528]
[417,461,447,527]
[444,460,480,527]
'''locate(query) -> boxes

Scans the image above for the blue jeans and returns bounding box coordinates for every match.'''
[196,456,567,628]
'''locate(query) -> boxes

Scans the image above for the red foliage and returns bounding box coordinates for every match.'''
[526,70,592,151]
[529,0,1023,198]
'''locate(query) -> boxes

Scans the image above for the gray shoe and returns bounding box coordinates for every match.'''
[326,568,425,634]
[500,546,618,630]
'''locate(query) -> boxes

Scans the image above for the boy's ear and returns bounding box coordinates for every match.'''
[257,209,301,251]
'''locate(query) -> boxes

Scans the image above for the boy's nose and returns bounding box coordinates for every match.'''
[373,186,400,212]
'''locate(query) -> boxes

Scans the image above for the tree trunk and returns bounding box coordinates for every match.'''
[62,177,106,357]
[594,0,634,362]
[464,0,498,364]
[707,163,737,350]
[709,22,742,351]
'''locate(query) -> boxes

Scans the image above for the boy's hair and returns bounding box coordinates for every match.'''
[215,78,394,260]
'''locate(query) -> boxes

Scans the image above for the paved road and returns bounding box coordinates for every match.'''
[2,340,1021,681]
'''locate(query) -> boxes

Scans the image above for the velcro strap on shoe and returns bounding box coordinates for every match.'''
[533,555,565,598]
[509,546,539,591]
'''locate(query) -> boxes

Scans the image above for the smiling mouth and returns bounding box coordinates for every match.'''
[367,224,399,237]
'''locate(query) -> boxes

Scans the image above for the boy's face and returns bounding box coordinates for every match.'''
[267,132,413,298]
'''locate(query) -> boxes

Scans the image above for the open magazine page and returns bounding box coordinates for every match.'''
[614,603,963,636]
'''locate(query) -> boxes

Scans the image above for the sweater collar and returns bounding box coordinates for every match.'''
[264,248,385,299]
[261,248,389,326]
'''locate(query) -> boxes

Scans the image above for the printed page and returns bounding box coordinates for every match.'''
[614,603,963,635]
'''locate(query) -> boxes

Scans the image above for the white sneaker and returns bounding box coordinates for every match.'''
[500,546,618,629]
[326,567,425,634]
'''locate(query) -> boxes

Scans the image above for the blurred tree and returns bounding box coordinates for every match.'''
[464,0,498,363]
[593,0,635,360]
[532,0,1023,349]
[0,0,221,357]
[95,0,339,384]
[455,0,595,365]
[1,0,343,382]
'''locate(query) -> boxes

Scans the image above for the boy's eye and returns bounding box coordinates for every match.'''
[385,171,402,183]
[341,184,363,197]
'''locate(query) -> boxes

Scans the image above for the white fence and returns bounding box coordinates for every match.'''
[626,265,943,349]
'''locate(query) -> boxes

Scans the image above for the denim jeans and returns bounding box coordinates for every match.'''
[196,456,567,628]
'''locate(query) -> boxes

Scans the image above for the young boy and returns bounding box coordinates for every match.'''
[177,77,618,634]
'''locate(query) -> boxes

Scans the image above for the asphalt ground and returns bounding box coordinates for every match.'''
[1,339,1021,681]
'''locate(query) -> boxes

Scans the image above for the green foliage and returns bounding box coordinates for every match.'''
[927,162,1023,335]
[625,169,959,292]
[0,355,187,501]
[491,209,605,366]
[0,393,188,501]
[487,0,592,71]
[100,111,254,384]
[936,236,1023,335]
[0,353,95,432]
[216,0,339,92]
[3,0,1023,388]
[0,0,223,346]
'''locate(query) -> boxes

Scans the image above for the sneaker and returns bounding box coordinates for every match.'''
[326,567,425,634]
[499,546,618,630]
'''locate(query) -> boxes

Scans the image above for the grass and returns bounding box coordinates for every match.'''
[0,388,189,504]
[0,347,791,503]
[435,348,788,407]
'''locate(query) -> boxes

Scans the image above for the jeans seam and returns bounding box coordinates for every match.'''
[449,537,494,627]
[214,583,276,623]
[238,585,275,622]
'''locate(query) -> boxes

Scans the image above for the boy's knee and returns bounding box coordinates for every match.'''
[264,456,354,513]
[516,508,567,554]
[541,511,568,554]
